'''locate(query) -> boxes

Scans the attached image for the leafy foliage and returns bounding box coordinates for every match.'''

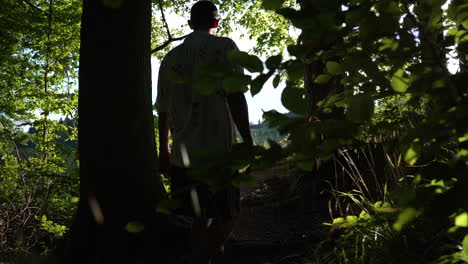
[3,0,468,263]
[152,0,298,57]
[249,120,285,146]
[0,0,80,255]
[214,0,468,262]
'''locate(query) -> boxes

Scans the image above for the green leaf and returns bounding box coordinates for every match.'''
[376,0,400,17]
[393,208,419,231]
[463,19,468,30]
[228,50,264,73]
[266,55,283,70]
[314,74,332,84]
[346,215,358,225]
[326,61,344,75]
[125,221,145,233]
[459,133,468,143]
[194,78,217,95]
[273,75,281,88]
[456,149,468,159]
[379,38,399,51]
[262,0,286,10]
[404,147,418,165]
[297,160,314,171]
[318,139,339,155]
[459,41,468,54]
[276,8,301,20]
[455,29,468,44]
[456,212,468,227]
[223,74,251,93]
[286,61,304,81]
[391,69,409,93]
[387,1,400,17]
[250,74,270,96]
[287,44,307,57]
[346,9,366,27]
[156,199,181,215]
[281,87,308,115]
[333,217,344,224]
[451,3,468,29]
[346,95,374,122]
[359,14,378,41]
[263,110,290,129]
[290,16,319,29]
[463,234,468,257]
[359,210,371,219]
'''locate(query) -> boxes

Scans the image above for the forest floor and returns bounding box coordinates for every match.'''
[214,162,329,264]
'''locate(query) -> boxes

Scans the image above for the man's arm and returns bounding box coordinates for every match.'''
[158,112,171,177]
[224,39,252,145]
[227,92,253,145]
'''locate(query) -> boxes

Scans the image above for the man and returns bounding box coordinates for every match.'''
[155,1,252,263]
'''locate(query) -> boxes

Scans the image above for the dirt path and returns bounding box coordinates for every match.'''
[215,162,326,264]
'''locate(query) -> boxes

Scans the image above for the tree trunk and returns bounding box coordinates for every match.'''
[299,0,343,121]
[69,0,164,262]
[297,0,344,216]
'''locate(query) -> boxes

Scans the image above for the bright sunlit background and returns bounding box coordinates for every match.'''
[151,11,288,124]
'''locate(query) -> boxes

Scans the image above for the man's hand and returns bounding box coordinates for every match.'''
[158,112,172,178]
[227,92,253,146]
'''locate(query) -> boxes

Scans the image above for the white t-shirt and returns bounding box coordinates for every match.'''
[156,31,243,168]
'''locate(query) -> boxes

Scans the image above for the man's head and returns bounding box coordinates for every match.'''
[188,1,220,31]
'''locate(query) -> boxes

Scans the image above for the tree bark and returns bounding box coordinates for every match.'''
[69,0,164,262]
[299,0,343,121]
[297,0,344,215]
[299,0,324,121]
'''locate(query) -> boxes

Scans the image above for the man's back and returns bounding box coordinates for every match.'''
[156,2,253,263]
[156,31,242,168]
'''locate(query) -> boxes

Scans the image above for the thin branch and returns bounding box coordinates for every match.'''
[41,0,53,160]
[151,0,187,54]
[157,0,172,40]
[0,120,28,203]
[151,34,188,54]
[17,0,42,12]
[0,122,23,167]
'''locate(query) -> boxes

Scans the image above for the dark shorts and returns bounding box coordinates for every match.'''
[170,166,240,219]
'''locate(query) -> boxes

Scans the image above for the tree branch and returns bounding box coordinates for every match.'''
[157,0,172,40]
[151,0,188,54]
[17,0,42,12]
[151,34,188,54]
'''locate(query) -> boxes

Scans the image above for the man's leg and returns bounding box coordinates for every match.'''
[187,217,211,264]
[188,216,236,264]
[208,173,241,260]
[187,169,240,264]
[208,216,237,259]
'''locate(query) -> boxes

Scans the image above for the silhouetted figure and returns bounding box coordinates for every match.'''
[156,1,252,263]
